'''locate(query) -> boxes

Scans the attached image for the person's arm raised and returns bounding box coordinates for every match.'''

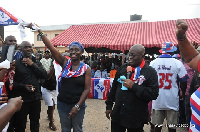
[27,23,67,68]
[38,29,67,68]
[176,19,200,71]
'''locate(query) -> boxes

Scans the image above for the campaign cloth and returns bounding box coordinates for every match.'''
[58,59,89,92]
[130,59,145,82]
[189,58,200,132]
[0,7,34,39]
[90,78,114,100]
[190,88,200,132]
[0,7,23,26]
[59,59,89,78]
[88,78,95,98]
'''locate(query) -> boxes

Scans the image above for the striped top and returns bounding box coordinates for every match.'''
[189,61,200,132]
[190,88,200,131]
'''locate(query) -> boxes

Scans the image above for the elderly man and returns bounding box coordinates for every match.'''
[105,44,159,132]
[9,41,47,132]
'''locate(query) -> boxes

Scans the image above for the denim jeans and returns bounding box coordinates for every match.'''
[57,100,86,132]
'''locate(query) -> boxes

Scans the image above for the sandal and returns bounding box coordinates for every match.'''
[49,123,57,131]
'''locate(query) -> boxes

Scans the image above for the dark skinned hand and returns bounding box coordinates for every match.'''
[0,93,8,105]
[7,96,23,111]
[121,79,134,89]
[22,58,33,66]
[192,41,199,49]
[175,19,188,38]
[25,85,35,93]
[68,107,78,119]
[105,110,112,120]
[10,60,15,70]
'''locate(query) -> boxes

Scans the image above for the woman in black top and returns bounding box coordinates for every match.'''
[27,24,91,132]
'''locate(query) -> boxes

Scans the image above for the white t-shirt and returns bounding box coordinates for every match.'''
[94,70,108,78]
[150,57,187,111]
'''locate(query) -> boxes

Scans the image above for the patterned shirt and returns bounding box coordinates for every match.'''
[40,58,52,71]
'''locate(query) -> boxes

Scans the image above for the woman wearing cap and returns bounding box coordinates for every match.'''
[27,24,91,132]
[176,19,200,132]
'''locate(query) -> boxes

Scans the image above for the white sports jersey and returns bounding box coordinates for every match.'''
[150,56,187,111]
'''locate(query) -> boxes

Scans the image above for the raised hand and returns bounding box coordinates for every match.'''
[26,23,40,31]
[175,19,188,40]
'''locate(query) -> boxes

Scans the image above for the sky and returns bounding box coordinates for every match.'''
[1,0,200,43]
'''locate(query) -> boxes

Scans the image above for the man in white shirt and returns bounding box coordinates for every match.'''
[150,42,188,132]
[94,65,108,78]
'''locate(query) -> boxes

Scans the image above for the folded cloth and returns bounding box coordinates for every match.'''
[18,22,41,39]
[18,22,30,39]
[117,75,128,90]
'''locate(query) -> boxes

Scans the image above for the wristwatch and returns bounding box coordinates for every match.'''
[75,104,80,111]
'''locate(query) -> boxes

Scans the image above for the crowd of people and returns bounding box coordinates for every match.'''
[0,19,200,132]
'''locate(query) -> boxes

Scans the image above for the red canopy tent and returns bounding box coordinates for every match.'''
[51,18,200,53]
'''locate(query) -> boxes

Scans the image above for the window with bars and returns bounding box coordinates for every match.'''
[37,34,47,41]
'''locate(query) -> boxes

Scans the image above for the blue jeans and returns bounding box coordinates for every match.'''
[57,100,86,132]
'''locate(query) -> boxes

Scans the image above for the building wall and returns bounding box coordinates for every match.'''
[33,30,69,53]
[34,30,64,47]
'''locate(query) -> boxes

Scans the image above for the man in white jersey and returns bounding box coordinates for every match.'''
[150,42,188,132]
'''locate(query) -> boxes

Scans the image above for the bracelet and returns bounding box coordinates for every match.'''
[40,33,45,37]
[177,34,186,41]
[75,104,80,111]
[38,32,44,37]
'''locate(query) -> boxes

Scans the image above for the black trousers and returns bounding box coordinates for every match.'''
[8,99,41,132]
[111,121,144,132]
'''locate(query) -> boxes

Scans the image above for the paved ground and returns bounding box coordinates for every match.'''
[25,98,189,132]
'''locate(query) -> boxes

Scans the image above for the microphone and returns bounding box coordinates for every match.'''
[127,66,132,79]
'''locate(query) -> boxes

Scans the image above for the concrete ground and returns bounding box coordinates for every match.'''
[25,98,189,132]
